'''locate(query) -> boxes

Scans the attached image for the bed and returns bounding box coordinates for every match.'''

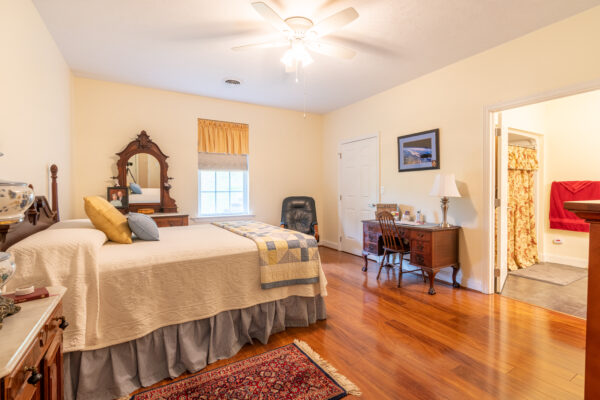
[2,166,327,400]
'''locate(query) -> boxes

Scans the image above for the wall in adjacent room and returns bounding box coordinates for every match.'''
[71,77,323,225]
[321,6,600,292]
[503,89,600,268]
[0,0,72,217]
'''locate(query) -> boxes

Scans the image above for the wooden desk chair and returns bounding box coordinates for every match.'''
[376,211,426,287]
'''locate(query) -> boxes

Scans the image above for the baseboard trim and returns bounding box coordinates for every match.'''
[543,254,588,268]
[319,240,340,251]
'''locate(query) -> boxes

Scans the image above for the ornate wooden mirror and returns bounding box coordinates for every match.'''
[115,131,178,213]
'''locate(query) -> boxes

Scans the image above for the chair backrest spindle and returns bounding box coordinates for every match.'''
[376,211,405,252]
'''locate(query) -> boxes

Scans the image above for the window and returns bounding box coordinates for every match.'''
[197,119,249,217]
[198,169,248,215]
[197,152,249,216]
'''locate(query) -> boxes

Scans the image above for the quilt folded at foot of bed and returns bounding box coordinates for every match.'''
[213,221,320,289]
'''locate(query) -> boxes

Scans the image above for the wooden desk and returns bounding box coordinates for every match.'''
[564,200,600,399]
[362,220,460,294]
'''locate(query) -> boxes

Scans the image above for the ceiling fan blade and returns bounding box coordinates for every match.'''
[306,41,356,60]
[251,2,291,34]
[232,40,289,51]
[308,7,358,38]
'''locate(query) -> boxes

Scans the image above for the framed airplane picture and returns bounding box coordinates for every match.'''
[397,129,440,172]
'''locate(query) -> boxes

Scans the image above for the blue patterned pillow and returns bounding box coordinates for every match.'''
[130,183,142,194]
[127,213,159,241]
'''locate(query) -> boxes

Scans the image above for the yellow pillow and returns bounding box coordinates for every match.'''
[83,196,132,244]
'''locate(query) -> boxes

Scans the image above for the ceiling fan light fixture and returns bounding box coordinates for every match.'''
[280,42,313,68]
[280,48,295,68]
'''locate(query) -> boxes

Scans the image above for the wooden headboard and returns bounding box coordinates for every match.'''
[0,164,60,251]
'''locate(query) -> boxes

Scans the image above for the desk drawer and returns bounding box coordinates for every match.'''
[366,243,379,255]
[410,251,432,267]
[367,231,380,242]
[411,230,431,242]
[411,240,431,254]
[397,228,409,239]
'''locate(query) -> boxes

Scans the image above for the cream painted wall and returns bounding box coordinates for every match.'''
[71,77,323,225]
[503,89,600,268]
[321,6,600,292]
[0,0,72,217]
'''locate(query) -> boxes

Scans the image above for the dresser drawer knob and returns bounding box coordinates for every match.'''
[24,366,42,385]
[54,316,69,330]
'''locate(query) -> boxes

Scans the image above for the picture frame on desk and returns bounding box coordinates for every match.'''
[397,129,440,172]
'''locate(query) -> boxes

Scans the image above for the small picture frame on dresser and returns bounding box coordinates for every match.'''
[107,186,129,209]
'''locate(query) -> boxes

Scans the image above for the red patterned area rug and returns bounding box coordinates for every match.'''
[130,340,361,400]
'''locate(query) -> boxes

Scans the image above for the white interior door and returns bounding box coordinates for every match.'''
[495,125,509,293]
[340,136,378,256]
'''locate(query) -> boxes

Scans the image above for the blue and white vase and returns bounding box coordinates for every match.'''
[0,181,34,224]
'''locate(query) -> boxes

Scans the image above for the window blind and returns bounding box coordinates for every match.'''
[197,152,248,171]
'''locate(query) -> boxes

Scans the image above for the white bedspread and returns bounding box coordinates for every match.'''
[7,222,327,352]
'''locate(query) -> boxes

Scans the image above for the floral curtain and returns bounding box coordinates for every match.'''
[507,145,539,270]
[198,119,249,155]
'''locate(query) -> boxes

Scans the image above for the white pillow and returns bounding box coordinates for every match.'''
[48,219,97,230]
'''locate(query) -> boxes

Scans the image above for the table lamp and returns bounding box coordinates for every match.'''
[429,173,461,228]
[0,153,35,326]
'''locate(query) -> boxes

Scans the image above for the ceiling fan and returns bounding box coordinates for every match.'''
[232,2,359,73]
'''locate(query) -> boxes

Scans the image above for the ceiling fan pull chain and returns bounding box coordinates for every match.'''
[303,67,307,119]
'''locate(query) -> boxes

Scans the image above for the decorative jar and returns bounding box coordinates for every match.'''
[0,180,34,224]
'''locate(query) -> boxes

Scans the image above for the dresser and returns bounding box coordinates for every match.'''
[150,213,189,228]
[362,220,460,294]
[1,287,66,400]
[564,201,600,399]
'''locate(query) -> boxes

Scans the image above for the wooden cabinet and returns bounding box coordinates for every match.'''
[564,201,600,399]
[362,220,460,294]
[1,288,66,400]
[150,213,189,228]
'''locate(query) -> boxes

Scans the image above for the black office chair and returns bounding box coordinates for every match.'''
[280,196,319,242]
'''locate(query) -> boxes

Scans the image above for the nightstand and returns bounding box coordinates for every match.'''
[0,287,67,400]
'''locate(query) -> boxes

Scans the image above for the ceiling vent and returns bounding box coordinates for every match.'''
[224,79,241,86]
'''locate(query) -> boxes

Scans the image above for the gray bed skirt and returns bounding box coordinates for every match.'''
[63,295,326,400]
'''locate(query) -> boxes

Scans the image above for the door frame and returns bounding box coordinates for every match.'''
[482,79,600,294]
[337,133,380,253]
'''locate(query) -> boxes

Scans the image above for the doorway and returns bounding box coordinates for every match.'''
[338,135,379,256]
[494,122,544,293]
[490,89,600,318]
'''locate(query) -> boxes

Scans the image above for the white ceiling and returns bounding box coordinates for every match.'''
[33,0,600,114]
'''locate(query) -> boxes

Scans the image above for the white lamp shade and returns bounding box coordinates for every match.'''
[430,173,461,198]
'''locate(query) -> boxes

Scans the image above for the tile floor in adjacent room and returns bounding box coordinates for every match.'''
[502,263,587,318]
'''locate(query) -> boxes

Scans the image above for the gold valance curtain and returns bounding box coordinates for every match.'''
[198,119,249,155]
[507,145,539,270]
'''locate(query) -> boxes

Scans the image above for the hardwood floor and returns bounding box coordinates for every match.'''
[130,247,586,399]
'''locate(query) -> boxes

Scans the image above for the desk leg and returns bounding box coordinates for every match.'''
[452,264,460,288]
[362,252,369,272]
[426,270,437,295]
